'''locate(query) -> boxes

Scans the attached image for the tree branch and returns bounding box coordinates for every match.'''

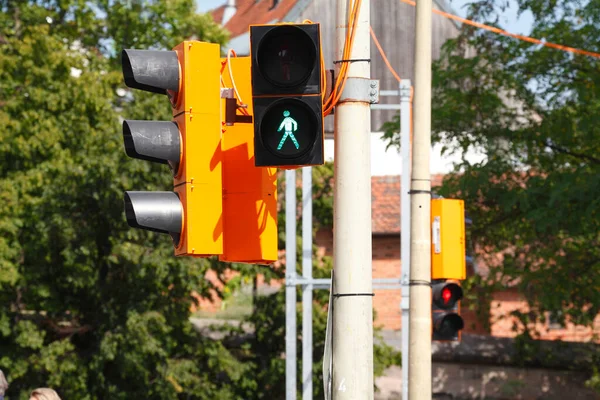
[545,142,600,165]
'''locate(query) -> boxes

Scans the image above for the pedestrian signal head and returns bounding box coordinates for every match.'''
[250,23,324,168]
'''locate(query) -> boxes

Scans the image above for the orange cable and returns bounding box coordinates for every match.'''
[327,3,358,112]
[324,0,362,115]
[369,26,402,82]
[399,0,600,59]
[326,0,359,112]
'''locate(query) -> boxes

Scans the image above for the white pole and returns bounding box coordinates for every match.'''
[332,0,374,398]
[302,167,313,400]
[399,79,412,400]
[286,169,297,400]
[409,0,433,396]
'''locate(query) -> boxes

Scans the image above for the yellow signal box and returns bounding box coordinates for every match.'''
[431,199,466,280]
[172,41,223,256]
[219,56,278,264]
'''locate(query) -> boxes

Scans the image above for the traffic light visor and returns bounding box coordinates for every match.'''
[123,120,181,175]
[258,98,318,158]
[124,191,183,245]
[121,49,180,95]
[257,25,317,88]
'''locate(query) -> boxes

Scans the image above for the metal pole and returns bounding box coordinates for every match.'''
[302,167,313,400]
[286,169,297,400]
[399,79,412,400]
[409,0,433,396]
[332,0,374,398]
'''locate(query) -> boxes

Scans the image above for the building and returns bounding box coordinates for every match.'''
[210,0,461,132]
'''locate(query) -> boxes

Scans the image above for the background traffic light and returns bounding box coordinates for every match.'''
[250,23,324,168]
[431,198,467,341]
[121,42,223,257]
[431,280,464,341]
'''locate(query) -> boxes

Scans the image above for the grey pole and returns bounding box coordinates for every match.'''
[286,169,298,400]
[302,167,313,400]
[409,0,433,395]
[332,0,374,397]
[399,79,412,400]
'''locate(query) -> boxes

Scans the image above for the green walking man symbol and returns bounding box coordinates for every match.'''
[277,110,300,151]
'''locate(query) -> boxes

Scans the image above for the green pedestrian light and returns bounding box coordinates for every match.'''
[277,110,300,150]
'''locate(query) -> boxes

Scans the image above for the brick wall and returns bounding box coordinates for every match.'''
[195,228,600,343]
[488,290,600,342]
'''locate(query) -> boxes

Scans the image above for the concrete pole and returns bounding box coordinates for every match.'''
[302,167,313,400]
[332,0,374,398]
[408,0,433,397]
[399,79,412,400]
[286,169,297,400]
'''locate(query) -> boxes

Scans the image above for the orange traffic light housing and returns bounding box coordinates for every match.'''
[172,41,223,256]
[121,41,223,257]
[431,198,466,280]
[219,56,278,264]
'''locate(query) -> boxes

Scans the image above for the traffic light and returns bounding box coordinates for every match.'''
[431,280,464,341]
[121,42,223,257]
[250,23,324,168]
[431,198,467,341]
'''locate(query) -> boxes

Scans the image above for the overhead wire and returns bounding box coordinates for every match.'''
[398,0,600,59]
[369,26,402,82]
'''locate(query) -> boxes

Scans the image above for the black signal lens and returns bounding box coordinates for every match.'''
[257,26,317,88]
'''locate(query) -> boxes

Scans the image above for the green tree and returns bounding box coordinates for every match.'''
[382,0,600,367]
[0,1,244,398]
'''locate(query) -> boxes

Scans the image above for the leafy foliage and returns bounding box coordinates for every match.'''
[381,0,600,383]
[0,1,244,398]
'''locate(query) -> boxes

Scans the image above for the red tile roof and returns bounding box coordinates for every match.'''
[211,0,300,38]
[211,5,225,25]
[371,175,445,235]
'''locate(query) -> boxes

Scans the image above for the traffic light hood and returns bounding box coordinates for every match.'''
[121,49,180,95]
[123,120,181,175]
[124,191,183,245]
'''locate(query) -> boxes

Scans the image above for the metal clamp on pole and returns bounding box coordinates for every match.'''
[221,88,252,125]
[338,77,380,104]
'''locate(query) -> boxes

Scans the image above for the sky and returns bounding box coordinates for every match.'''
[198,0,227,13]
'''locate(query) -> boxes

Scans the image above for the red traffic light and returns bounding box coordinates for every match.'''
[432,282,463,309]
[442,287,452,305]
